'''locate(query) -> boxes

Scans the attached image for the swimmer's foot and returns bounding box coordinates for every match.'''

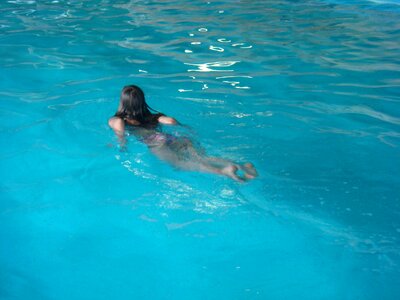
[240,163,258,180]
[221,165,245,182]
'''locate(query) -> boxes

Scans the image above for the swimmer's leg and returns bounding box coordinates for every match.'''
[203,157,258,180]
[148,137,257,182]
[175,143,257,181]
[149,143,246,181]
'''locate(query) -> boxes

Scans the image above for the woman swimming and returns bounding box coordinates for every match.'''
[108,85,258,182]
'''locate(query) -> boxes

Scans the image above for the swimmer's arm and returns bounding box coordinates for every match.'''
[158,115,178,125]
[108,117,127,149]
[158,114,195,133]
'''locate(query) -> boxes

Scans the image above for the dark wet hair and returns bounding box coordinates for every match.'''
[114,85,159,125]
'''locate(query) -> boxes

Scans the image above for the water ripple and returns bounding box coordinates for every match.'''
[1,0,400,289]
[184,61,240,72]
[302,102,400,125]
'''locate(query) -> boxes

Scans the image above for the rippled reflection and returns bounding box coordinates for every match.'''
[184,61,240,72]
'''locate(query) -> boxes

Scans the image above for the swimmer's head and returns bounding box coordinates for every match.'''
[115,85,152,122]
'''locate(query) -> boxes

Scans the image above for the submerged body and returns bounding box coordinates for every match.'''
[109,85,257,181]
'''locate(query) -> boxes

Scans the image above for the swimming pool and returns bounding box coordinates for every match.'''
[1,0,400,299]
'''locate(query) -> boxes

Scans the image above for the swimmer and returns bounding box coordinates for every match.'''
[108,84,258,182]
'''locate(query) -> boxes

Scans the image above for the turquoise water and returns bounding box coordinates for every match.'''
[1,0,400,299]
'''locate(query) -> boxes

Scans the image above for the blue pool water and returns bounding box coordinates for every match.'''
[1,0,400,299]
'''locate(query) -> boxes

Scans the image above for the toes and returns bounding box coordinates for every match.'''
[241,162,258,178]
[244,173,256,180]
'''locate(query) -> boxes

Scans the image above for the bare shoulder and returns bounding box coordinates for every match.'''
[108,116,125,131]
[157,114,177,125]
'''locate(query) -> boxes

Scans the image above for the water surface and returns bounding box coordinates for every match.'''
[1,0,400,299]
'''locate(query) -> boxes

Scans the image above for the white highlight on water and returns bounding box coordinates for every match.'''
[184,61,240,72]
[209,45,224,52]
